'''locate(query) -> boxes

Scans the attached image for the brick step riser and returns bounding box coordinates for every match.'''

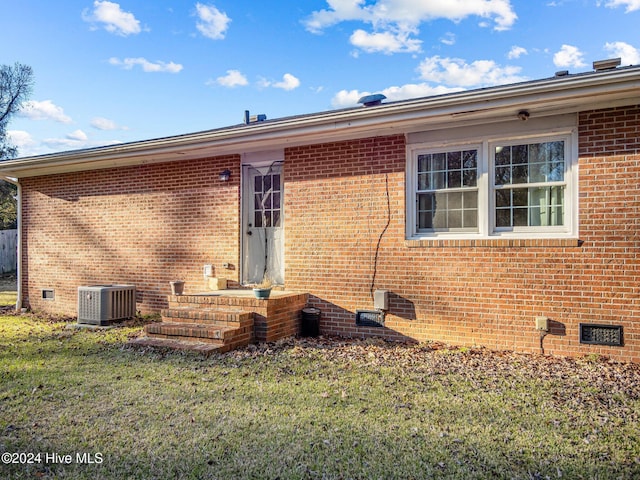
[146,324,252,342]
[160,316,252,328]
[167,296,252,309]
[145,333,223,345]
[144,331,252,348]
[162,307,252,319]
[161,311,253,327]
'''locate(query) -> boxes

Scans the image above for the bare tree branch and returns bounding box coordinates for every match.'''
[0,62,34,159]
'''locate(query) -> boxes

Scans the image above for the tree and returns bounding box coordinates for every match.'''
[0,62,34,230]
[0,181,16,229]
[1,62,34,160]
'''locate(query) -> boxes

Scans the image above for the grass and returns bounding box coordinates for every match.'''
[0,289,639,479]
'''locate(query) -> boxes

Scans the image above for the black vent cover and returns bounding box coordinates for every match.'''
[356,310,384,328]
[579,324,623,347]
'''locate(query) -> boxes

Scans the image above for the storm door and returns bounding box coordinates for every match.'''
[242,162,284,285]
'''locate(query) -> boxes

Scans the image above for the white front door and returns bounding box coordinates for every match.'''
[242,162,284,285]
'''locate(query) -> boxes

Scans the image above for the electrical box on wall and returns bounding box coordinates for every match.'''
[535,316,549,331]
[203,265,213,277]
[374,289,389,311]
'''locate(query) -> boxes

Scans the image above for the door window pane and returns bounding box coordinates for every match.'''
[252,172,282,230]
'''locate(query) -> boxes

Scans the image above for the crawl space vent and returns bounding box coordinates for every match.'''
[356,310,384,328]
[579,323,623,347]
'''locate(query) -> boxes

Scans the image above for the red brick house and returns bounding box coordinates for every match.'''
[1,64,639,360]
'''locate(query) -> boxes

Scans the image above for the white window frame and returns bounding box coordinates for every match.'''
[406,128,578,240]
[411,143,482,235]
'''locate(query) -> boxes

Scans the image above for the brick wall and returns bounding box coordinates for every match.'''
[18,105,640,362]
[21,155,241,315]
[285,107,640,362]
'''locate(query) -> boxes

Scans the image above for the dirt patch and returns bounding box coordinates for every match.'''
[0,272,16,292]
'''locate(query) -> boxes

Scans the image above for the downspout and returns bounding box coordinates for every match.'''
[1,176,21,312]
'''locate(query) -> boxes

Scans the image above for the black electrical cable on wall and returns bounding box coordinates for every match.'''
[370,173,391,299]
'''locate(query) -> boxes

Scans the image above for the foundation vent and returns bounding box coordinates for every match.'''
[78,285,136,326]
[356,310,384,328]
[579,323,623,347]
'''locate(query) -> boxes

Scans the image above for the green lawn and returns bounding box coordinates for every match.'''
[1,291,639,479]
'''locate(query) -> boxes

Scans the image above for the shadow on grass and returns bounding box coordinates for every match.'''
[1,314,640,479]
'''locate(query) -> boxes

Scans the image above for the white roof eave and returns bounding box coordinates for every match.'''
[2,66,640,178]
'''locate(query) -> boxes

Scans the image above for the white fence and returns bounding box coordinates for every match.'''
[0,230,17,274]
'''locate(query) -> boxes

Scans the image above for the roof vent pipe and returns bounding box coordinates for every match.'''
[593,57,621,72]
[357,93,386,107]
[244,110,267,124]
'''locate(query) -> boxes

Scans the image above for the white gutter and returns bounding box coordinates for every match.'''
[0,176,21,312]
[2,65,640,178]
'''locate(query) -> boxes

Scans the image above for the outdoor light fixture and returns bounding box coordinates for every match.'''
[219,169,231,182]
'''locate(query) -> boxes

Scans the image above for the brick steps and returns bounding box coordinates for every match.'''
[133,303,255,354]
[130,291,309,355]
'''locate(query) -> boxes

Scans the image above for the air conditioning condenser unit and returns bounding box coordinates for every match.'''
[78,285,136,326]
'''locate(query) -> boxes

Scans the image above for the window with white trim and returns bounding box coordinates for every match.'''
[416,148,478,232]
[492,140,566,231]
[407,132,576,239]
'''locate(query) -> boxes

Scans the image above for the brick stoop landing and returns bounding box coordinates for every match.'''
[131,290,309,354]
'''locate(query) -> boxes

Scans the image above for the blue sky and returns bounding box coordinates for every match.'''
[3,0,640,157]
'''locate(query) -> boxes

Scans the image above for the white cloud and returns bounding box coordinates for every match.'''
[260,73,301,91]
[8,129,122,157]
[66,130,88,141]
[331,83,462,108]
[91,117,128,131]
[212,69,248,87]
[82,0,142,36]
[306,0,517,32]
[553,44,586,68]
[195,3,231,40]
[18,100,72,123]
[417,55,526,87]
[507,45,528,59]
[109,57,183,73]
[440,32,456,46]
[7,130,36,151]
[42,137,123,151]
[7,130,47,157]
[304,0,517,54]
[273,73,301,90]
[605,0,640,12]
[604,41,640,65]
[350,29,422,54]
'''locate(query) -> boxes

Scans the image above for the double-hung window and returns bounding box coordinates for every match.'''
[408,131,576,239]
[492,140,566,231]
[416,148,479,233]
